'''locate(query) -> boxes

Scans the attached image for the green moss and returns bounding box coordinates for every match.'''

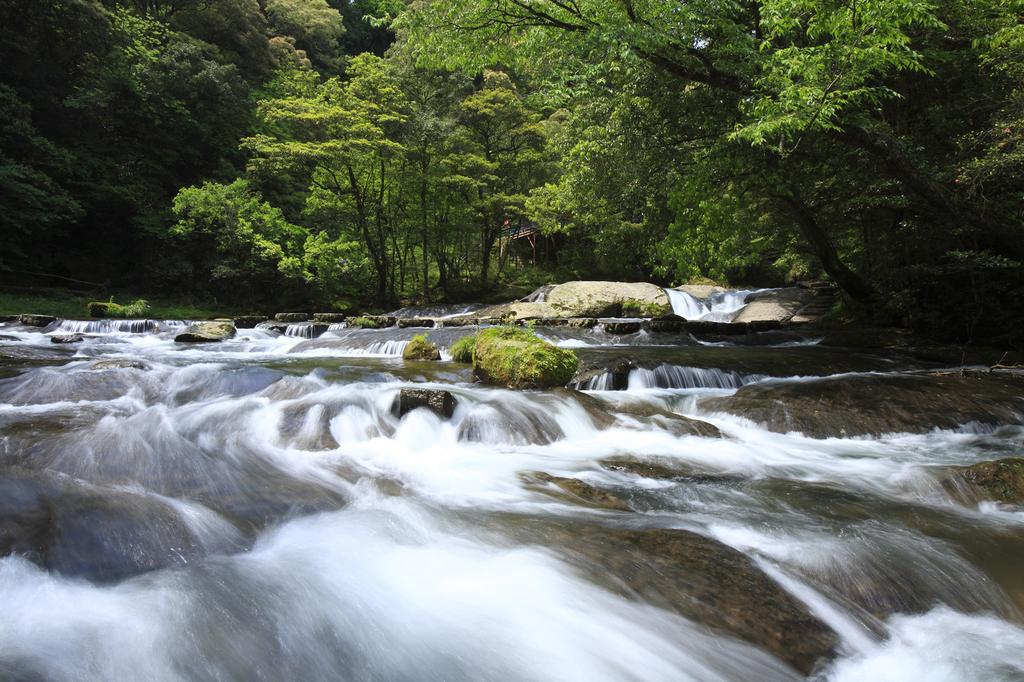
[348,316,387,329]
[620,298,672,318]
[449,334,477,363]
[473,326,578,389]
[87,298,151,318]
[403,334,441,361]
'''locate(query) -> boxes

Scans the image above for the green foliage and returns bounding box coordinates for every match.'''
[402,333,441,360]
[264,0,345,71]
[347,316,388,329]
[473,326,578,389]
[449,333,477,363]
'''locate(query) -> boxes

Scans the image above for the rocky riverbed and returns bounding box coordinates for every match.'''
[1,285,1023,681]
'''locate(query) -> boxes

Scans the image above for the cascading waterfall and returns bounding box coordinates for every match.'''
[664,288,771,322]
[1,313,1023,681]
[627,365,763,390]
[55,319,160,334]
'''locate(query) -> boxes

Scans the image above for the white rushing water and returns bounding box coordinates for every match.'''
[664,288,770,322]
[0,319,1022,681]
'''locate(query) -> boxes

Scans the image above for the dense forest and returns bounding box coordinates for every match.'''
[1,0,1022,341]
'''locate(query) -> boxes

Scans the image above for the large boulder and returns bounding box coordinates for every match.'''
[174,320,236,343]
[701,371,1024,438]
[473,327,578,389]
[674,284,727,299]
[731,288,815,323]
[545,281,671,318]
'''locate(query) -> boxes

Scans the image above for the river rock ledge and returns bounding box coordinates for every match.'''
[700,371,1024,438]
[174,320,237,343]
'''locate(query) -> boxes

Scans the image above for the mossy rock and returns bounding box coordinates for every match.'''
[312,312,346,323]
[943,458,1024,504]
[88,302,116,318]
[274,312,309,322]
[86,299,150,319]
[347,315,395,329]
[449,334,477,363]
[402,334,441,361]
[473,327,578,389]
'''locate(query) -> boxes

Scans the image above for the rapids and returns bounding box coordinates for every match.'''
[1,317,1023,681]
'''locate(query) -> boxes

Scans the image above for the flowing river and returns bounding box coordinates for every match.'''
[1,313,1023,681]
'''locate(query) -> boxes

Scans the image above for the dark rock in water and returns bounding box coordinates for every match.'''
[391,388,457,419]
[233,315,267,329]
[313,312,346,323]
[702,371,1024,438]
[601,320,642,335]
[943,458,1024,504]
[50,334,83,344]
[0,314,18,322]
[615,402,723,438]
[258,321,290,334]
[566,317,597,329]
[646,315,686,333]
[0,334,19,341]
[397,317,435,328]
[274,312,309,322]
[278,404,340,450]
[569,360,635,391]
[175,320,236,343]
[530,318,571,326]
[90,359,149,370]
[685,320,782,336]
[19,314,56,327]
[556,524,839,674]
[521,472,633,511]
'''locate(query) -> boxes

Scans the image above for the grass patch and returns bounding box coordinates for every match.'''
[449,333,477,363]
[0,289,235,320]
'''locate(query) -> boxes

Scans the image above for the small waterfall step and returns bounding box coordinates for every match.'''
[790,285,838,323]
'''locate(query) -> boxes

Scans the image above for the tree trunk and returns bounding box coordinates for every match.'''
[777,189,877,304]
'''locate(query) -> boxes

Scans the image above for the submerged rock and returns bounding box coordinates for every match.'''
[702,371,1024,437]
[402,335,441,361]
[391,388,457,419]
[473,327,578,389]
[0,468,203,583]
[521,472,633,511]
[89,359,149,370]
[19,314,56,327]
[175,320,236,343]
[602,320,642,335]
[600,456,743,484]
[943,458,1024,505]
[541,522,839,674]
